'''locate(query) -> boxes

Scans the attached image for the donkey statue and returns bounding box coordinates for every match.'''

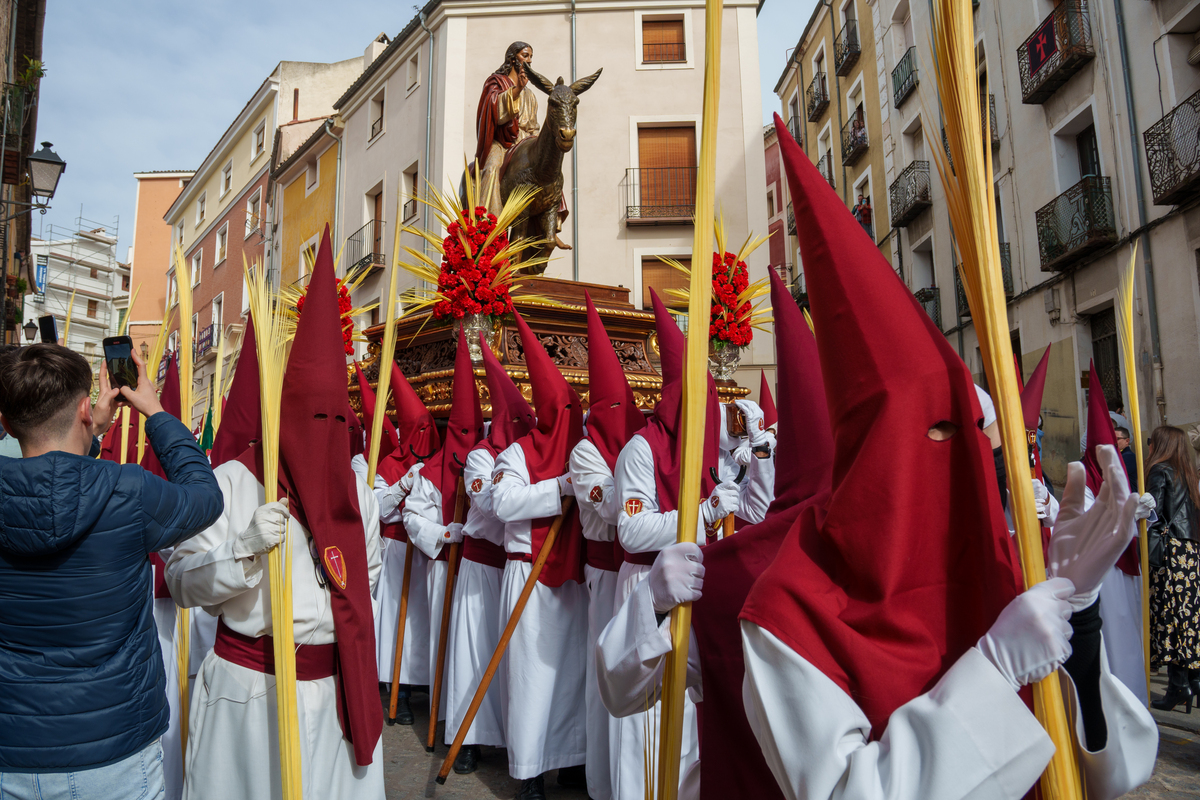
[499,66,602,274]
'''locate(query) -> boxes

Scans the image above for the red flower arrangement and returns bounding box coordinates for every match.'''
[296,278,356,355]
[432,207,516,321]
[709,251,754,349]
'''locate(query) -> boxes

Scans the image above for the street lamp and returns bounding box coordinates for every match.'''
[26,142,66,200]
[22,319,36,342]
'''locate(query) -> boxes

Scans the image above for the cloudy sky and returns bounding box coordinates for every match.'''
[36,0,812,259]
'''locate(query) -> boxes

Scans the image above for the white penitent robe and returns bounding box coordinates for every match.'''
[443,447,507,747]
[352,454,431,686]
[403,470,462,723]
[153,590,183,800]
[609,433,701,800]
[166,459,385,800]
[568,439,625,800]
[492,443,589,779]
[740,622,1158,800]
[595,578,702,800]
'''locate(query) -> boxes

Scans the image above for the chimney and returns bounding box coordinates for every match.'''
[293,89,299,121]
[364,32,391,68]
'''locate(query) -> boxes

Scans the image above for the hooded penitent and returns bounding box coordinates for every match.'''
[346,402,365,459]
[1082,360,1138,575]
[479,331,536,460]
[140,352,182,481]
[759,369,778,431]
[512,311,586,586]
[740,114,1023,740]
[100,407,142,465]
[354,361,400,463]
[274,225,381,765]
[1018,345,1053,554]
[376,360,441,486]
[583,292,647,568]
[691,266,834,800]
[419,327,484,528]
[209,315,261,469]
[637,289,719,514]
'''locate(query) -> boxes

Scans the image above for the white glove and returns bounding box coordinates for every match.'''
[232,499,290,560]
[1032,478,1059,525]
[557,473,574,497]
[976,577,1075,692]
[735,399,769,447]
[1048,445,1139,611]
[442,522,464,544]
[399,468,417,496]
[701,480,740,527]
[1135,492,1156,522]
[647,542,705,614]
[731,441,754,467]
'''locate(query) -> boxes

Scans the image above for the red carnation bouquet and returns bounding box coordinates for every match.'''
[289,274,374,356]
[433,207,516,320]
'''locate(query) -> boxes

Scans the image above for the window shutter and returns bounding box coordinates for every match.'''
[643,19,686,62]
[641,257,691,310]
[638,127,696,213]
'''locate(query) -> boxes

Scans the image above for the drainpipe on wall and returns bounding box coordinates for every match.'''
[419,9,436,294]
[330,117,343,255]
[826,1,847,203]
[1113,0,1166,423]
[570,0,579,281]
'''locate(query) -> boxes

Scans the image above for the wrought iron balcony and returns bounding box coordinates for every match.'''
[914,286,941,330]
[817,152,835,189]
[893,47,918,108]
[842,116,869,166]
[835,20,861,77]
[787,203,796,235]
[402,197,418,221]
[622,167,697,224]
[955,269,971,319]
[643,42,686,63]
[889,161,932,228]
[999,242,1013,296]
[371,115,384,139]
[1035,175,1116,271]
[194,323,218,362]
[786,114,803,145]
[1145,88,1200,205]
[807,72,829,122]
[345,219,387,281]
[941,95,1000,172]
[1018,0,1094,105]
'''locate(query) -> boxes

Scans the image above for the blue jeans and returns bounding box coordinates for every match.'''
[0,740,164,800]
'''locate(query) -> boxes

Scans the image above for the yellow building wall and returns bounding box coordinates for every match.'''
[280,141,339,287]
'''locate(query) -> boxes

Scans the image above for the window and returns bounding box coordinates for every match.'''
[89,267,98,279]
[306,158,318,190]
[121,275,130,291]
[1077,124,1101,178]
[403,167,419,220]
[370,91,385,140]
[168,330,179,355]
[637,125,697,214]
[176,221,184,246]
[191,314,198,348]
[191,251,202,286]
[407,53,419,90]
[215,224,228,265]
[253,122,266,159]
[168,273,178,308]
[196,193,206,226]
[116,309,127,333]
[641,256,690,310]
[246,190,262,238]
[86,299,98,318]
[766,189,775,216]
[1090,308,1122,411]
[372,191,385,255]
[643,18,686,63]
[212,294,223,345]
[221,162,233,197]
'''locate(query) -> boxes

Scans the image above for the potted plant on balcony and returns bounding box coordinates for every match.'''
[662,219,772,381]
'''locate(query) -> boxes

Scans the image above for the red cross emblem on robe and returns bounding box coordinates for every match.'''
[624,498,644,516]
[589,485,604,504]
[471,478,483,493]
[323,546,348,591]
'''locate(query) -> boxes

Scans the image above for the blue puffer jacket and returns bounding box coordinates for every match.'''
[0,412,223,772]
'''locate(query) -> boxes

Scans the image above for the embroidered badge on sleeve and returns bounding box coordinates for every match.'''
[624,498,644,516]
[589,485,604,504]
[471,478,483,493]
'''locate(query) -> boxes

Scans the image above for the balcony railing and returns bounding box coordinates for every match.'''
[1145,87,1200,205]
[371,115,384,139]
[955,268,971,319]
[643,42,686,63]
[817,152,835,189]
[787,203,796,235]
[835,20,861,76]
[1018,0,1094,105]
[1035,175,1116,271]
[999,242,1013,296]
[786,114,803,145]
[402,197,418,221]
[914,286,941,330]
[807,72,829,122]
[941,94,1000,173]
[345,219,387,280]
[623,167,697,223]
[892,47,918,108]
[889,161,932,227]
[157,353,169,382]
[195,323,217,361]
[842,116,869,166]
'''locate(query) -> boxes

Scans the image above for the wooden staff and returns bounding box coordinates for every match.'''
[386,543,416,723]
[118,408,131,465]
[426,476,467,751]
[436,497,575,784]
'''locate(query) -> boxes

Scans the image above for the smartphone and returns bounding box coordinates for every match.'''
[37,315,57,344]
[102,336,139,390]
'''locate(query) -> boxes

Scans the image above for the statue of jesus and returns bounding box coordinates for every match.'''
[473,42,541,216]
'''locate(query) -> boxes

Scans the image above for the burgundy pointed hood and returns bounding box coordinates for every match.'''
[377,360,441,484]
[420,327,484,524]
[1084,360,1126,494]
[585,292,646,472]
[513,310,586,586]
[210,316,262,468]
[141,352,181,480]
[354,361,399,462]
[275,225,380,765]
[480,330,535,458]
[741,115,1022,739]
[1021,345,1051,433]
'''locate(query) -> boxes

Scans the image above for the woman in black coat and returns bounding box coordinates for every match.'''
[1146,425,1200,712]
